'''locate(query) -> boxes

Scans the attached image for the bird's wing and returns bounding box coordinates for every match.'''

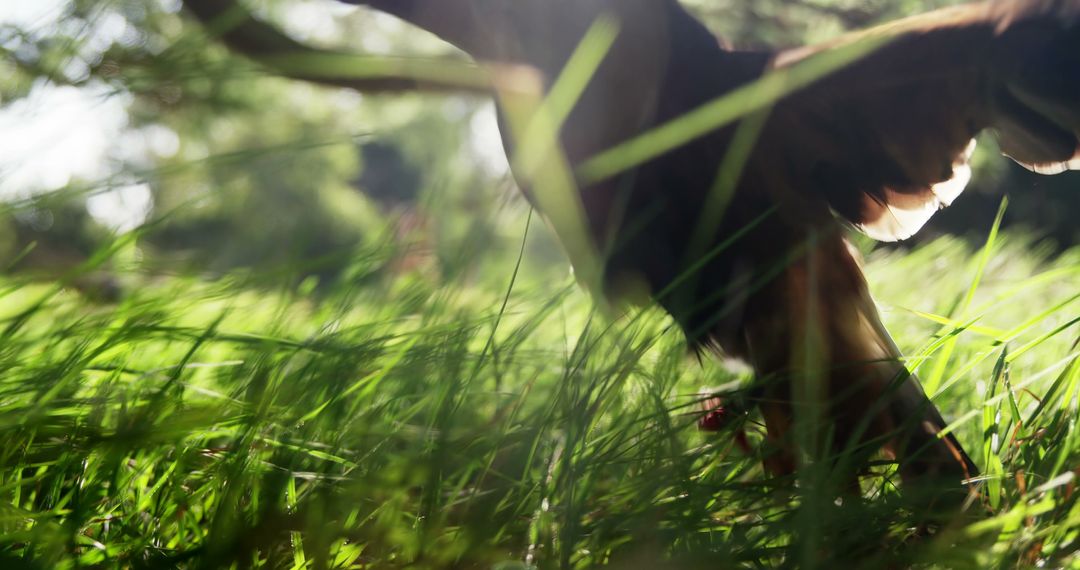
[770,1,1080,241]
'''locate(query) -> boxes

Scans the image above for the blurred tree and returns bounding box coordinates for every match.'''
[0,0,511,289]
[0,194,121,299]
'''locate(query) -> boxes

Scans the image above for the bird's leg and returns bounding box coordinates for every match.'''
[742,234,976,505]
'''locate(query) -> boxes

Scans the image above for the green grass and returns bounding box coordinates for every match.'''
[0,223,1077,569]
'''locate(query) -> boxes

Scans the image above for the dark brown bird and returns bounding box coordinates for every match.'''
[182,0,1080,503]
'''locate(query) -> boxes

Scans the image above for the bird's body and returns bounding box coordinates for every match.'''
[182,0,1080,502]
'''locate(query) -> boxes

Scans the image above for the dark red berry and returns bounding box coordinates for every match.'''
[698,407,729,432]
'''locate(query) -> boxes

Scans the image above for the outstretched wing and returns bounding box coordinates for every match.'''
[771,2,1080,241]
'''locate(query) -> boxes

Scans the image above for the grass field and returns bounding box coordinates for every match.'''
[2,0,1080,567]
[0,208,1077,569]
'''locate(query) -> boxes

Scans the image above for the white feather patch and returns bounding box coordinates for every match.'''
[856,139,976,242]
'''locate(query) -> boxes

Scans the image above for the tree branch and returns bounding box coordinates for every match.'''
[180,0,491,95]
